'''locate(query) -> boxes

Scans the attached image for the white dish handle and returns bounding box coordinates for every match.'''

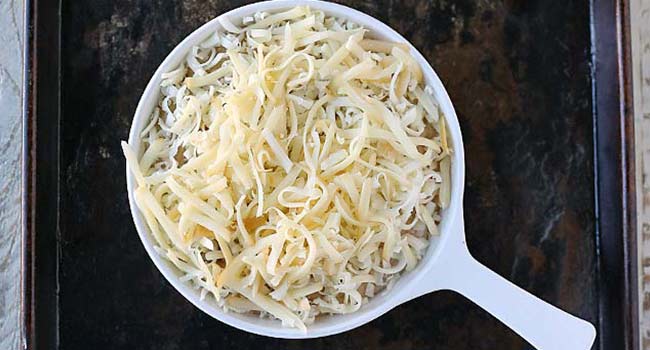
[398,212,596,349]
[441,247,596,350]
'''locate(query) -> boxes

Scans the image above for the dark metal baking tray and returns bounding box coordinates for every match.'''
[22,0,638,349]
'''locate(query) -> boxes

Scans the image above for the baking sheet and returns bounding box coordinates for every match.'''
[23,0,637,349]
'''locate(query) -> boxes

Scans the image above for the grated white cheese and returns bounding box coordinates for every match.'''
[123,6,451,331]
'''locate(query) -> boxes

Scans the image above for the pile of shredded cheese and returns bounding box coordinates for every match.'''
[123,6,451,331]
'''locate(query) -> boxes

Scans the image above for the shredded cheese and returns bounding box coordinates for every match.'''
[123,6,451,331]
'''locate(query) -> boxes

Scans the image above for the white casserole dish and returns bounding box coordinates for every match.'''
[124,1,596,348]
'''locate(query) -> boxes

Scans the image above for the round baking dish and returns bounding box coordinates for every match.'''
[125,1,595,348]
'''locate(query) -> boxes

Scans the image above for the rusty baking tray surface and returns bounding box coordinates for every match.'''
[23,0,637,349]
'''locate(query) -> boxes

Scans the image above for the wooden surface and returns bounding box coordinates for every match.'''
[633,0,650,349]
[0,0,22,349]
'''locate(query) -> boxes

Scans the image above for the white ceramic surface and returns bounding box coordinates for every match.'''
[125,1,597,348]
[633,0,650,348]
[0,0,23,349]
